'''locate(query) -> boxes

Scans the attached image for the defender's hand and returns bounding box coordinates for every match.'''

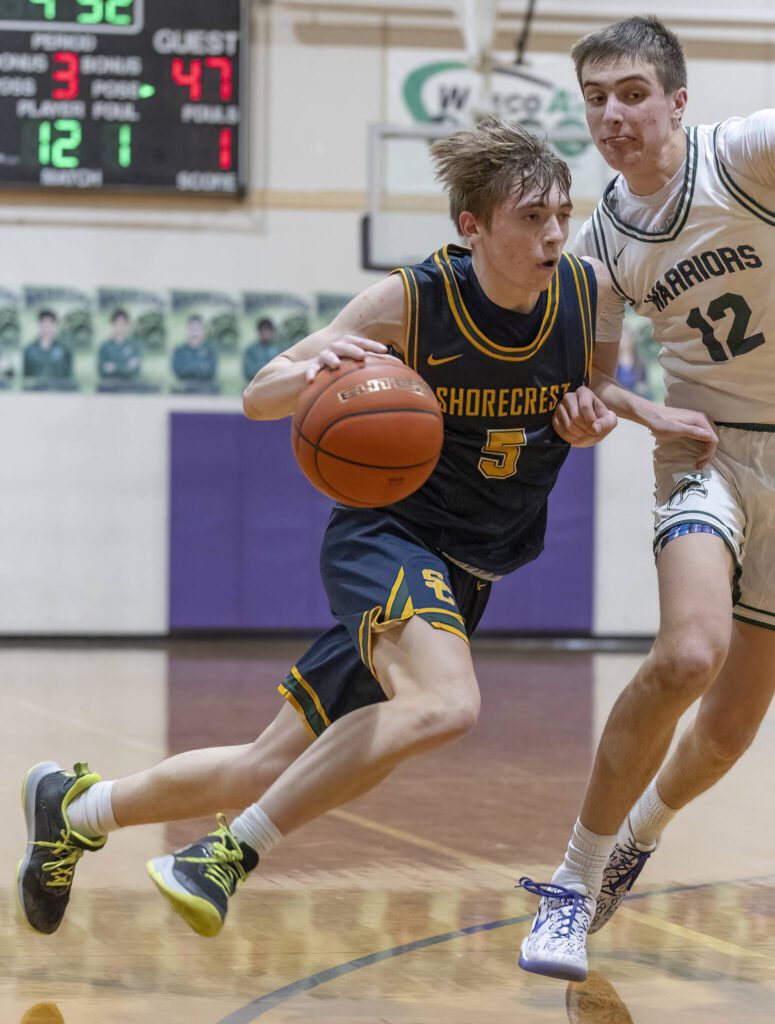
[553,386,618,447]
[305,336,400,382]
[648,407,718,469]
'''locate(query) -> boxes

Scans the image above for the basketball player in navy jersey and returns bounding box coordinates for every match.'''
[17,119,716,939]
[520,16,775,984]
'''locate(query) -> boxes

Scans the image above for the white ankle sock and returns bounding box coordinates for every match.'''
[230,804,283,860]
[629,779,675,846]
[67,781,118,839]
[552,818,618,897]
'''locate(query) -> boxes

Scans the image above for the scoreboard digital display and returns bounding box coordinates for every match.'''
[0,0,247,194]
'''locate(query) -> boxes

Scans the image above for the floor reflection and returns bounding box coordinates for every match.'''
[20,1006,65,1024]
[567,973,634,1024]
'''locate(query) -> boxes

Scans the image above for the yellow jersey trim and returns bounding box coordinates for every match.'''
[392,266,420,371]
[393,268,413,362]
[433,245,560,362]
[565,252,595,381]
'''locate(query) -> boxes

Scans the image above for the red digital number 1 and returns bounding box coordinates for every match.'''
[219,128,233,170]
[52,51,79,100]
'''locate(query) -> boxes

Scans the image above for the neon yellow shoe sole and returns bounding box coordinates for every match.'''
[146,856,225,938]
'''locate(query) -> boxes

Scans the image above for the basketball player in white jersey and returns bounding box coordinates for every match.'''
[520,15,775,981]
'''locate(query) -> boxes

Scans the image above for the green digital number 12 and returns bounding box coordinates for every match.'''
[39,120,82,168]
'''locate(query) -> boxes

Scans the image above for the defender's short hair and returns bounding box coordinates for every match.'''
[572,15,687,95]
[431,117,571,232]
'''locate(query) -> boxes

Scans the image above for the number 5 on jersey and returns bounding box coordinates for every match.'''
[478,428,527,479]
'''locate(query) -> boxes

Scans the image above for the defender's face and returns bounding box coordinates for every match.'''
[581,58,685,173]
[481,186,572,290]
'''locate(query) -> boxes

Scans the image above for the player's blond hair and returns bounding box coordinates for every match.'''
[431,118,571,232]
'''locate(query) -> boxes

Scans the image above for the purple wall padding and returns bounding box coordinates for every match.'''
[169,413,594,633]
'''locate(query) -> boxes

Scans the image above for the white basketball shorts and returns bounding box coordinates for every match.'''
[653,424,775,630]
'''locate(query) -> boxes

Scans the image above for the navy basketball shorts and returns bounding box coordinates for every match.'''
[278,505,492,738]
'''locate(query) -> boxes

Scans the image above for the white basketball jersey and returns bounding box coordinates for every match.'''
[577,122,775,423]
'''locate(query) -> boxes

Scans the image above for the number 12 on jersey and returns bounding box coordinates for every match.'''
[686,292,765,362]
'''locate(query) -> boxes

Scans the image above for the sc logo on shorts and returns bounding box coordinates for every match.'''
[422,569,455,605]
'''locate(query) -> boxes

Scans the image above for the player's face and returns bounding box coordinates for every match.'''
[581,59,686,174]
[481,186,572,290]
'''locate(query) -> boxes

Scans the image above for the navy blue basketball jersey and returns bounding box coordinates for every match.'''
[387,245,596,576]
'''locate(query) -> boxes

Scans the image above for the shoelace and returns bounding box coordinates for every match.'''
[179,813,247,898]
[518,877,590,940]
[34,831,85,889]
[600,839,651,896]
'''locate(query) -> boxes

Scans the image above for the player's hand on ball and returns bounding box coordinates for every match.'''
[305,336,400,382]
[553,386,618,447]
[648,408,719,468]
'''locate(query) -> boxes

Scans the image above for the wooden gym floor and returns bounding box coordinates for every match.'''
[2,639,774,1023]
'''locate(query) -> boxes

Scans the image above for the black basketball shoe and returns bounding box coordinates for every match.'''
[147,814,258,937]
[17,761,107,934]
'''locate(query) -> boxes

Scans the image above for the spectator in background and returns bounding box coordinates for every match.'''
[0,345,13,387]
[98,309,142,391]
[23,309,73,390]
[243,317,281,382]
[615,321,648,396]
[172,314,218,394]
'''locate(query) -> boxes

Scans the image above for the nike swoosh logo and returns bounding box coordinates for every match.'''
[613,243,627,266]
[427,353,463,366]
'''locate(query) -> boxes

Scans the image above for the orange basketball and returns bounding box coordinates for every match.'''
[292,356,443,507]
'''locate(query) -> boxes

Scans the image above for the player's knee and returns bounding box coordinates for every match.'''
[696,713,759,765]
[412,685,480,743]
[443,689,481,738]
[648,637,726,703]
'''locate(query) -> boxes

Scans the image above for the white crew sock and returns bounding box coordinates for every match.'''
[629,779,676,846]
[552,818,618,897]
[67,780,118,839]
[230,804,283,860]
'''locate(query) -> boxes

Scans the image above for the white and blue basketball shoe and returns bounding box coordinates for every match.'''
[518,877,594,982]
[590,818,657,933]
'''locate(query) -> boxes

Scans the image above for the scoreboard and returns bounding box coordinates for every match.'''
[0,0,247,194]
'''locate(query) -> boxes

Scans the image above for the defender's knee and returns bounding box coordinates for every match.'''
[695,714,759,766]
[647,638,727,706]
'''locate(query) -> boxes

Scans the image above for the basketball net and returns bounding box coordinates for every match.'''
[454,0,499,123]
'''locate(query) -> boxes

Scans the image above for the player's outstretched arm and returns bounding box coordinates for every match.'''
[583,258,719,468]
[243,274,406,420]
